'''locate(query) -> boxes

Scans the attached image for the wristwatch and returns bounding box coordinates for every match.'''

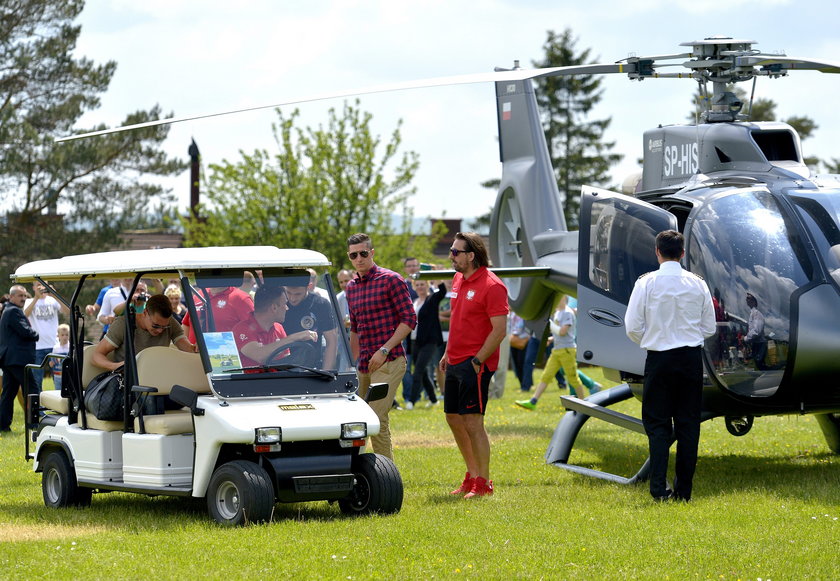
[379,347,390,356]
[471,356,482,367]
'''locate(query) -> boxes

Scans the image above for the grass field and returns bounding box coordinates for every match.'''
[1,371,838,580]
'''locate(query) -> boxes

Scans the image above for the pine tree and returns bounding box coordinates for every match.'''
[531,29,622,227]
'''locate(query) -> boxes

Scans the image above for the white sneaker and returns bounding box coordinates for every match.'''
[405,401,414,410]
[425,400,439,408]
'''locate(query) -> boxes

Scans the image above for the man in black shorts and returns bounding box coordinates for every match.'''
[438,232,508,499]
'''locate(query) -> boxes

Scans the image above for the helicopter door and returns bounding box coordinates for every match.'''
[576,186,678,375]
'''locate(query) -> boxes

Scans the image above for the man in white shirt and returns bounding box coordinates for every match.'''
[24,281,69,391]
[625,230,715,502]
[98,279,132,327]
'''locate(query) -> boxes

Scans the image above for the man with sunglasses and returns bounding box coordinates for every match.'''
[345,233,416,461]
[439,232,508,499]
[93,294,196,372]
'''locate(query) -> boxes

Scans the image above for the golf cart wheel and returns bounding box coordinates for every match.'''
[338,453,403,516]
[207,460,274,526]
[41,449,92,508]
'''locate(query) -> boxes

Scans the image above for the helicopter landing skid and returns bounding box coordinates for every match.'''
[545,384,651,484]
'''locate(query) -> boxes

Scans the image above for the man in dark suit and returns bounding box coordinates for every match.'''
[0,285,39,432]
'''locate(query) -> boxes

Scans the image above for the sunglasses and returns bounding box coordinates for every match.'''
[449,247,471,256]
[348,250,371,260]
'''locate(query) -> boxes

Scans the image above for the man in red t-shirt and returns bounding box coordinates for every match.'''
[439,232,508,499]
[232,286,317,367]
[182,286,254,344]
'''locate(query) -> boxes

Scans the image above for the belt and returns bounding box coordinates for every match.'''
[648,345,702,353]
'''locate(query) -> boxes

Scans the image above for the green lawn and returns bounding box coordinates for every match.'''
[1,370,838,580]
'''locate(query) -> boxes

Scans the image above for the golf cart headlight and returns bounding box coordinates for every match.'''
[341,422,367,440]
[255,427,281,444]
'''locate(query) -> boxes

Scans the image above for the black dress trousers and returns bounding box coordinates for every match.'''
[642,346,703,500]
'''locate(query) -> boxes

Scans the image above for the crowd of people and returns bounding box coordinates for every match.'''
[0,228,714,502]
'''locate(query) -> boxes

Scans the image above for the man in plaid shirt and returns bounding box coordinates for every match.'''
[345,233,417,460]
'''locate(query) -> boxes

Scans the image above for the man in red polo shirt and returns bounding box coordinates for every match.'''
[439,232,508,499]
[232,286,317,367]
[182,285,254,343]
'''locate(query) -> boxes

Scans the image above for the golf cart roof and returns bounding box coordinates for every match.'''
[12,246,331,283]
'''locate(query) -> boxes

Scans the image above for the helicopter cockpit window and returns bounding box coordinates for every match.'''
[688,190,810,398]
[587,197,668,303]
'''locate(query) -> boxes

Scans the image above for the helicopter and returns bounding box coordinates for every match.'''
[56,36,840,484]
[486,36,840,483]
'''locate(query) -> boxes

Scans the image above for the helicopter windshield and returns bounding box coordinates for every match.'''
[688,189,811,398]
[185,268,355,398]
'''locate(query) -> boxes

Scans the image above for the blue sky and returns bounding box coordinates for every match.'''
[74,0,840,224]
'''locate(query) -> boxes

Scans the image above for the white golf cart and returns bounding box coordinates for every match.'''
[17,246,402,525]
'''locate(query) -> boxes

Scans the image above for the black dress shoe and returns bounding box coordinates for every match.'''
[652,488,674,502]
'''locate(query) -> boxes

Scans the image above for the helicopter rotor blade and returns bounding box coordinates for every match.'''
[734,54,840,73]
[55,63,638,143]
[54,42,840,144]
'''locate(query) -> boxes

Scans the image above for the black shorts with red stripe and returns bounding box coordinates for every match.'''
[444,358,493,415]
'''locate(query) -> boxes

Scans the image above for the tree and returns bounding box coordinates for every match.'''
[531,29,622,227]
[1,0,184,281]
[183,100,444,274]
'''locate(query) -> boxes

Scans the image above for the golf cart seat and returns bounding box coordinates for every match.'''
[40,345,124,431]
[133,346,211,435]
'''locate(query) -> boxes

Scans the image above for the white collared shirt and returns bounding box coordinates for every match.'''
[624,260,716,351]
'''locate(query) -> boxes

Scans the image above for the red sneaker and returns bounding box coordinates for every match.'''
[464,476,494,499]
[450,472,474,495]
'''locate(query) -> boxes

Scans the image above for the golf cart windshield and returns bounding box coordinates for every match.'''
[186,267,356,398]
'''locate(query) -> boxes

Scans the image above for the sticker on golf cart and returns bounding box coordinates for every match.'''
[204,332,243,373]
[279,404,316,411]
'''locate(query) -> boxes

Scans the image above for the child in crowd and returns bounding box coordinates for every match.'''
[49,323,70,391]
[516,295,587,410]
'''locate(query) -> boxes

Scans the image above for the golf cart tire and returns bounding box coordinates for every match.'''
[207,460,275,526]
[41,449,92,508]
[338,453,403,516]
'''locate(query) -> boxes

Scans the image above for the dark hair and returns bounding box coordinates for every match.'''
[254,286,286,312]
[455,231,489,269]
[145,294,173,318]
[655,230,684,260]
[746,293,758,308]
[403,257,417,265]
[347,233,371,248]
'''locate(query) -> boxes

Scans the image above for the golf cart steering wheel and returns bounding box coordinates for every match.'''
[265,341,318,368]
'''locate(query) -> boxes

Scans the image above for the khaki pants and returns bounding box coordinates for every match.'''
[357,356,406,460]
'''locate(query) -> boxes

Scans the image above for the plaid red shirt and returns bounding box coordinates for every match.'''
[346,263,416,373]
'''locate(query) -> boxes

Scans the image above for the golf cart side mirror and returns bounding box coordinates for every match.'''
[170,384,205,416]
[365,383,389,403]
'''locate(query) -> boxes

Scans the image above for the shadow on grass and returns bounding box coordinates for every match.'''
[2,489,365,531]
[557,432,840,503]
